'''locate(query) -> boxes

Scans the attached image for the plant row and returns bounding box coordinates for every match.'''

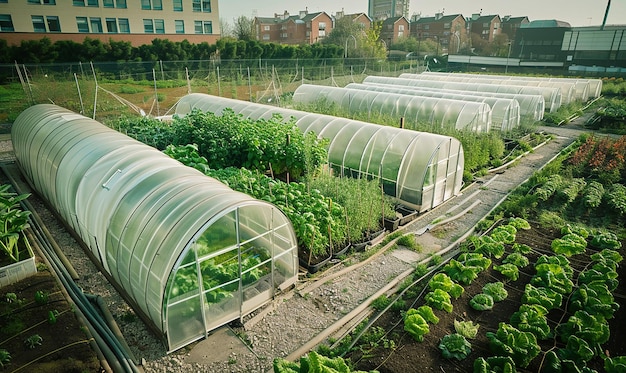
[164,144,394,260]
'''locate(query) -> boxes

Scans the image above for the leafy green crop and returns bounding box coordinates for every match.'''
[428,273,465,299]
[556,310,610,347]
[454,320,479,339]
[404,310,430,342]
[411,306,440,324]
[502,252,529,268]
[493,263,519,281]
[531,262,574,295]
[425,289,453,313]
[534,174,563,201]
[569,281,619,320]
[486,323,540,368]
[522,283,563,310]
[443,253,491,285]
[273,350,374,373]
[582,181,604,208]
[482,282,508,302]
[473,356,516,373]
[605,356,626,373]
[439,334,472,360]
[590,231,622,250]
[551,233,588,257]
[510,304,551,340]
[470,293,494,311]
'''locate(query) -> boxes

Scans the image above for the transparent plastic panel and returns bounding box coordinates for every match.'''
[175,94,465,212]
[363,76,561,113]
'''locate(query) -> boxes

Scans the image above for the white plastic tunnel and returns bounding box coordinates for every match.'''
[363,75,563,113]
[174,93,465,212]
[292,84,492,133]
[359,81,545,121]
[11,104,299,352]
[344,82,520,132]
[419,72,600,101]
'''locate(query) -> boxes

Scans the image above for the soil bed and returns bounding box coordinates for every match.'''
[349,223,626,373]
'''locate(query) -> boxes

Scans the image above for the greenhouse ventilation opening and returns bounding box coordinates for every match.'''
[174,93,465,213]
[11,104,299,353]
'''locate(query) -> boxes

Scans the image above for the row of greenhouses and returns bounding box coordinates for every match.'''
[419,72,602,101]
[174,93,465,213]
[363,75,563,113]
[292,84,492,132]
[342,83,521,132]
[11,104,299,352]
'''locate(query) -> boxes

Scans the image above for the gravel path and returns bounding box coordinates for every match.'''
[0,122,589,373]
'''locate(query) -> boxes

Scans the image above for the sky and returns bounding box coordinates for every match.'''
[219,0,626,28]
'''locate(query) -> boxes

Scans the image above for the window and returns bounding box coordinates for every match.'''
[194,20,212,34]
[173,0,182,11]
[142,0,162,10]
[47,15,60,31]
[76,16,89,32]
[143,19,154,33]
[118,18,129,32]
[87,0,98,6]
[116,0,126,8]
[444,22,450,29]
[90,17,102,32]
[424,24,429,30]
[263,25,270,31]
[73,0,84,5]
[192,0,211,12]
[482,22,489,27]
[318,22,326,30]
[0,14,14,32]
[154,19,164,33]
[0,0,7,3]
[28,0,56,4]
[32,16,46,32]
[103,0,113,7]
[106,18,117,32]
[262,34,270,40]
[175,20,184,33]
[280,32,287,38]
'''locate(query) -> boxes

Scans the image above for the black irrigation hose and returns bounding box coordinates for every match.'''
[4,171,142,373]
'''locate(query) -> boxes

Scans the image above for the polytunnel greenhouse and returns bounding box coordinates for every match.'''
[401,72,576,105]
[420,72,601,101]
[292,84,492,132]
[363,75,562,113]
[174,93,465,212]
[360,82,545,121]
[11,104,299,352]
[344,82,520,132]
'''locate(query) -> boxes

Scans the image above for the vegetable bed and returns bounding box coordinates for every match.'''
[346,221,626,373]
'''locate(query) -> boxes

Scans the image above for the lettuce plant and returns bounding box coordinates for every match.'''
[522,283,563,310]
[428,273,464,299]
[510,304,551,340]
[493,263,519,281]
[454,319,479,339]
[473,356,516,373]
[502,252,529,268]
[482,282,508,302]
[425,289,453,313]
[404,311,430,342]
[439,334,472,361]
[470,293,494,311]
[486,323,540,368]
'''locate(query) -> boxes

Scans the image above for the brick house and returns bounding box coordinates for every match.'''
[410,13,466,53]
[379,15,409,47]
[254,10,332,44]
[468,14,501,42]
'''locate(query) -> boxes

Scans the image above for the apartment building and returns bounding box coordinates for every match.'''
[0,0,220,46]
[368,0,409,21]
[410,13,466,53]
[254,10,332,45]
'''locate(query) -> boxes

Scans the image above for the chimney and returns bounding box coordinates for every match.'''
[471,13,480,21]
[283,10,289,20]
[435,13,443,20]
[503,15,511,21]
[299,10,308,18]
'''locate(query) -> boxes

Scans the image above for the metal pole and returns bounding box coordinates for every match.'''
[505,42,512,74]
[75,73,85,115]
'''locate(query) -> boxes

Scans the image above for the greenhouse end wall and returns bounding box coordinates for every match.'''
[11,104,299,352]
[174,93,465,212]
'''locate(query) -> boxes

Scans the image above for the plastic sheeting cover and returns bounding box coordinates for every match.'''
[292,84,491,132]
[364,75,563,113]
[345,82,521,132]
[175,93,465,212]
[11,104,298,352]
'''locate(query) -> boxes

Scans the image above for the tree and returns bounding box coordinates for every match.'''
[323,16,386,59]
[232,15,255,41]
